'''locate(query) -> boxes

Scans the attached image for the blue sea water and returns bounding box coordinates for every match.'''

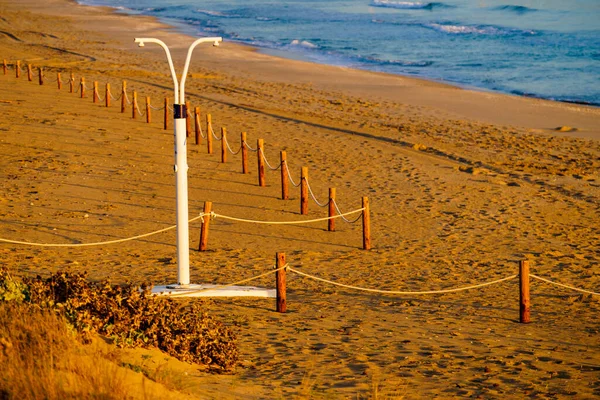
[78,0,600,106]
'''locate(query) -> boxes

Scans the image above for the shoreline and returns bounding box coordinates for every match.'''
[78,0,600,109]
[4,0,598,139]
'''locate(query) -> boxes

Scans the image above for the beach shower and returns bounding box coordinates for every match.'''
[134,37,222,287]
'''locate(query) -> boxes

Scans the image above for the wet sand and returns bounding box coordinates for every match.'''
[1,0,599,398]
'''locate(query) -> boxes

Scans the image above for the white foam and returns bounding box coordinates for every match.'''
[290,39,318,49]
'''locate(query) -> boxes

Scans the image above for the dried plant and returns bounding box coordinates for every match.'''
[1,268,237,371]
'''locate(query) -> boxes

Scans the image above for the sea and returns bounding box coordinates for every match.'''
[77,0,600,106]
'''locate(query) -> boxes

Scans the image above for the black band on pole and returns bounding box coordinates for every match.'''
[173,104,186,119]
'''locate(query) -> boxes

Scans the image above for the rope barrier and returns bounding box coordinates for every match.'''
[224,135,242,155]
[108,90,118,101]
[210,125,222,141]
[259,148,281,171]
[530,274,600,296]
[211,209,364,225]
[243,140,258,152]
[123,91,132,105]
[332,199,364,223]
[0,214,206,247]
[304,178,329,207]
[135,101,146,117]
[198,122,206,139]
[285,163,301,187]
[149,104,165,111]
[167,265,285,297]
[289,267,517,295]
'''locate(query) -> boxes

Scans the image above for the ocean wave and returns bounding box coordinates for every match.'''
[131,5,187,13]
[362,56,433,67]
[370,18,536,36]
[288,40,319,49]
[195,9,241,18]
[426,23,536,36]
[493,5,537,14]
[370,1,452,10]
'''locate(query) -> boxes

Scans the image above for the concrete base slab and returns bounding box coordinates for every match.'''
[151,284,276,298]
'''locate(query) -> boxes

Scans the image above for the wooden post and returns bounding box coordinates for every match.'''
[120,81,126,113]
[93,81,99,103]
[105,83,110,107]
[16,61,20,78]
[27,64,32,81]
[185,101,191,137]
[328,188,336,232]
[362,196,371,250]
[132,91,137,119]
[38,67,43,85]
[80,77,85,98]
[221,127,227,163]
[69,72,74,93]
[300,167,308,215]
[2,59,6,75]
[57,72,62,90]
[257,139,266,187]
[519,260,531,323]
[163,98,169,130]
[206,114,213,154]
[194,106,201,145]
[198,201,212,251]
[280,151,289,200]
[241,132,248,174]
[276,252,287,313]
[146,97,151,123]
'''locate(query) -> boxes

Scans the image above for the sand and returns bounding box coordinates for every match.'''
[1,0,599,398]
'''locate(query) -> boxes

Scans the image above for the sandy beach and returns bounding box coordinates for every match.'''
[1,0,599,398]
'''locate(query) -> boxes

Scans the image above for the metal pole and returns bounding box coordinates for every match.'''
[134,37,222,286]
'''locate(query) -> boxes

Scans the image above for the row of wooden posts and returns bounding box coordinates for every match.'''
[275,256,533,320]
[5,60,372,250]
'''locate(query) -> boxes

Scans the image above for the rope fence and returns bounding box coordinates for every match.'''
[289,267,518,295]
[212,209,364,225]
[260,147,281,171]
[305,177,329,207]
[285,162,301,187]
[332,198,364,223]
[0,214,206,247]
[210,124,222,141]
[135,100,146,117]
[197,201,369,251]
[269,253,600,316]
[530,273,600,296]
[224,134,243,155]
[123,90,132,105]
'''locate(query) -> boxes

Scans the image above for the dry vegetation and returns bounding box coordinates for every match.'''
[0,268,237,399]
